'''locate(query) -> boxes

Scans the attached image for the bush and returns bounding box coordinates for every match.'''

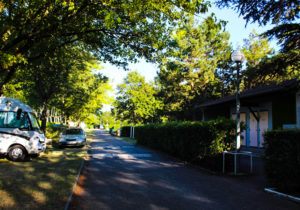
[263,129,300,193]
[46,124,66,140]
[109,127,114,134]
[121,126,131,137]
[135,118,236,171]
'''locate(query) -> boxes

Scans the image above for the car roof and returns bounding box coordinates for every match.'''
[66,127,83,130]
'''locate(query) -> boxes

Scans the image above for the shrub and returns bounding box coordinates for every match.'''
[263,129,300,193]
[135,118,236,171]
[121,126,131,137]
[46,124,66,140]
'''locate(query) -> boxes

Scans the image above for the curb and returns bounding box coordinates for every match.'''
[264,188,300,204]
[64,158,85,210]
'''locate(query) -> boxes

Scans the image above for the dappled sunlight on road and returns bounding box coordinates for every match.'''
[70,130,217,210]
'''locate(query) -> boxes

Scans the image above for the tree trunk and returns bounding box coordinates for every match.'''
[40,102,48,135]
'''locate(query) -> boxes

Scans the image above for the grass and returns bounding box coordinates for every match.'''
[0,129,95,210]
[118,136,137,145]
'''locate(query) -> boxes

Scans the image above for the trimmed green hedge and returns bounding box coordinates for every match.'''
[263,129,300,193]
[121,126,131,137]
[135,118,236,170]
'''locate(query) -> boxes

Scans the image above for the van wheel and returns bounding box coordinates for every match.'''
[8,145,27,161]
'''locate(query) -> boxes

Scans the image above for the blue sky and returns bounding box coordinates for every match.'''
[100,4,277,111]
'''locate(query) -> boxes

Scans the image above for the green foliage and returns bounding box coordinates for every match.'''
[157,15,232,120]
[4,46,111,131]
[242,49,300,89]
[46,126,61,140]
[264,23,300,53]
[115,71,163,124]
[135,118,236,169]
[240,31,276,89]
[120,126,131,137]
[263,129,300,193]
[242,30,275,67]
[58,66,112,125]
[216,0,299,52]
[99,111,122,130]
[0,0,209,90]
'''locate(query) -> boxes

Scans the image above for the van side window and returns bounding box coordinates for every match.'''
[0,111,29,128]
[0,112,5,127]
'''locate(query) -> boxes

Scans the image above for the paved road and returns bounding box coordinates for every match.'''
[68,130,299,210]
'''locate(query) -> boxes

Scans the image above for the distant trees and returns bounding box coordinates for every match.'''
[114,72,163,124]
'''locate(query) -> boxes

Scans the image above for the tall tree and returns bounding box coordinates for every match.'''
[157,15,232,120]
[58,70,111,126]
[240,30,276,89]
[115,71,163,124]
[0,0,209,93]
[4,46,110,133]
[216,0,299,52]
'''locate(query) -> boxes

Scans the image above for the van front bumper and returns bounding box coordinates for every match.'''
[28,142,46,154]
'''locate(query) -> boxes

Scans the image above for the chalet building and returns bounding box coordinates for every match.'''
[195,79,300,148]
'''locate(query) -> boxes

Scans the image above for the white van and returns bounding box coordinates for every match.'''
[0,97,46,161]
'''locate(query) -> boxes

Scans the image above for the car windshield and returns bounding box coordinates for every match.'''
[64,129,83,135]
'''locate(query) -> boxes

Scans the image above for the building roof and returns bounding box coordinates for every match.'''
[196,79,299,108]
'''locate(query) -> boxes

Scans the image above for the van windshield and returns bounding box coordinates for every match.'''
[28,113,42,133]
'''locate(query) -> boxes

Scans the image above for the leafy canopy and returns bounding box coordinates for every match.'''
[115,71,163,124]
[216,0,299,52]
[0,0,209,90]
[157,15,232,120]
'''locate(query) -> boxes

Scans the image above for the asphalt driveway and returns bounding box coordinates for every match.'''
[68,130,299,210]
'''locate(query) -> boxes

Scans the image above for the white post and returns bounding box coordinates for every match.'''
[236,62,241,150]
[132,126,135,139]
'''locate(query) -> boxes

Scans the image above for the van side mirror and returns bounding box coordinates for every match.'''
[16,108,23,120]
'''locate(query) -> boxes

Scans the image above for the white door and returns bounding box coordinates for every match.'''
[250,111,268,147]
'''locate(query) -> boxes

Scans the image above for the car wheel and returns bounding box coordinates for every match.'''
[8,145,27,161]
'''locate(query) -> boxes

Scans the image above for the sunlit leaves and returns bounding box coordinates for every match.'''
[115,71,163,124]
[157,15,232,120]
[0,0,209,90]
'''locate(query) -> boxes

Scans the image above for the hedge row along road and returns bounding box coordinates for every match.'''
[68,130,299,210]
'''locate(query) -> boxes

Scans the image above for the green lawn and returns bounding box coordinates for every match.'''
[0,129,94,210]
[118,136,137,145]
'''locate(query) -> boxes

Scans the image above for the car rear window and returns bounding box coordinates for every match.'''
[64,129,83,135]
